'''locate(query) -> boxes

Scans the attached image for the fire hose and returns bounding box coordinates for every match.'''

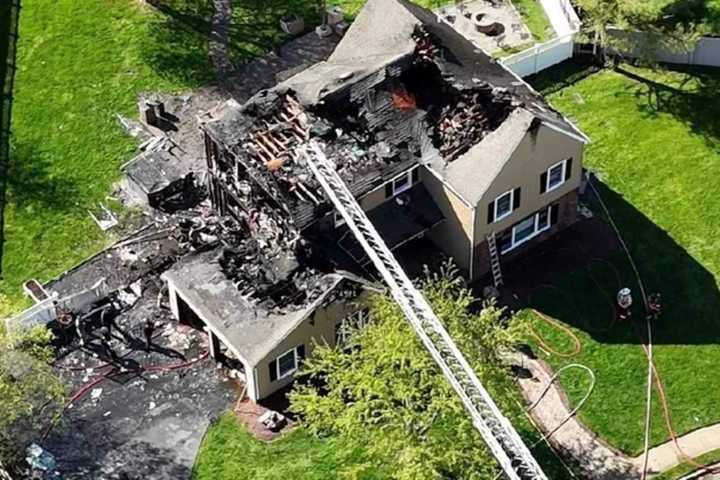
[588,177,719,478]
[526,363,596,448]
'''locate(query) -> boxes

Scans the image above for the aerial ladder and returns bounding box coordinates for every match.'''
[304,142,547,480]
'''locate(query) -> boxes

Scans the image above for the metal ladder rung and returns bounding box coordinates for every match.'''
[304,143,546,480]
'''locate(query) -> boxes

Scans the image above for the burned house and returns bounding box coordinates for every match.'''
[164,0,588,401]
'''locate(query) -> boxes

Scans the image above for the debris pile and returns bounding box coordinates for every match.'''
[433,84,514,161]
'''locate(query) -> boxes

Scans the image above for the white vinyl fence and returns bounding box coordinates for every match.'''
[608,27,720,67]
[502,0,581,77]
[4,278,109,331]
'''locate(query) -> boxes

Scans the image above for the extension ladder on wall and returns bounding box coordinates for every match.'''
[304,142,547,480]
[487,232,504,288]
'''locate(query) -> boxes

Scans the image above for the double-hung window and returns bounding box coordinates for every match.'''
[269,344,306,382]
[335,308,371,345]
[488,187,521,223]
[500,204,559,254]
[541,158,573,194]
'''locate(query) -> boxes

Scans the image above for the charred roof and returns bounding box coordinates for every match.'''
[201,0,587,226]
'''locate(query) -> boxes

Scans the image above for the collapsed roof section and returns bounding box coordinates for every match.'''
[202,0,587,226]
[162,249,376,365]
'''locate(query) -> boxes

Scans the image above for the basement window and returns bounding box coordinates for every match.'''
[269,345,306,382]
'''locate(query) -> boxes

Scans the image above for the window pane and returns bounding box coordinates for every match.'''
[538,209,549,230]
[514,216,536,243]
[496,192,512,218]
[548,163,564,189]
[278,350,296,377]
[499,230,512,252]
[393,173,411,194]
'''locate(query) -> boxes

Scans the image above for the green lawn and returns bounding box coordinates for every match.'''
[654,448,720,480]
[523,63,720,454]
[2,0,483,316]
[193,413,380,480]
[195,401,573,478]
[512,0,554,43]
[0,0,214,315]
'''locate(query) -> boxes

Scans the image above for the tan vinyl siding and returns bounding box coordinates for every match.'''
[420,167,474,274]
[474,123,584,244]
[254,290,373,399]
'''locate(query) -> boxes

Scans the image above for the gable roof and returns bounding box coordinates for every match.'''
[162,249,379,366]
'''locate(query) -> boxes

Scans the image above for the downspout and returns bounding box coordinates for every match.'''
[469,204,476,281]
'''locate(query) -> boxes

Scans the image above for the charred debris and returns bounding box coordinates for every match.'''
[189,26,524,311]
[205,27,517,221]
[125,26,524,316]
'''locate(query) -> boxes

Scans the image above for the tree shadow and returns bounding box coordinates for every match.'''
[615,65,720,150]
[142,0,216,86]
[527,58,604,96]
[651,0,720,32]
[226,0,321,64]
[0,0,21,274]
[5,141,79,212]
[503,179,720,346]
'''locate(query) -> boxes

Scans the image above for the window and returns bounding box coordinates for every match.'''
[385,167,419,198]
[500,204,558,254]
[488,187,521,223]
[541,158,573,194]
[269,344,306,382]
[495,191,513,221]
[277,350,296,378]
[335,308,371,345]
[334,210,346,227]
[513,216,537,244]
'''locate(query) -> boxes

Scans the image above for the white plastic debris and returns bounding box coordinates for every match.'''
[25,444,56,472]
[91,388,103,400]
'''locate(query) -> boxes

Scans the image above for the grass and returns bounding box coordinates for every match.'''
[522,62,720,454]
[192,413,380,480]
[195,399,574,479]
[0,0,215,316]
[654,448,720,480]
[3,0,474,316]
[512,0,554,43]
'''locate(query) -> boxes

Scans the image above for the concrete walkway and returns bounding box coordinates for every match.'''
[638,425,720,477]
[518,354,720,479]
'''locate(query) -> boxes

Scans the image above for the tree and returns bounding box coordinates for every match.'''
[0,325,65,467]
[290,265,527,480]
[575,0,706,64]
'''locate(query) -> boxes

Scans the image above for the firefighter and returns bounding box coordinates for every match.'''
[617,288,633,321]
[143,318,155,352]
[647,292,662,320]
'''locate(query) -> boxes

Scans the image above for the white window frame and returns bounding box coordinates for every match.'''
[493,189,515,223]
[501,206,552,255]
[389,166,418,197]
[545,159,568,193]
[336,308,371,345]
[275,347,300,380]
[333,210,346,227]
